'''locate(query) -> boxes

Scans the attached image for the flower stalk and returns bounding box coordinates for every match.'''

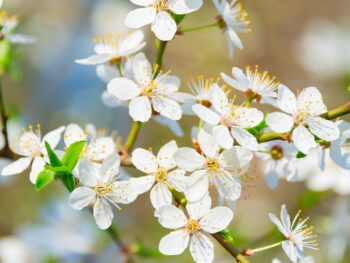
[0,78,13,158]
[124,121,143,152]
[245,241,282,255]
[180,22,219,33]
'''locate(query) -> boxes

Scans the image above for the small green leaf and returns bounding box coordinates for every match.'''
[62,140,86,172]
[296,151,307,159]
[45,141,62,167]
[61,172,75,192]
[35,169,55,191]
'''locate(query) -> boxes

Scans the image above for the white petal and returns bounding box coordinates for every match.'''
[85,137,115,161]
[155,74,180,94]
[129,96,152,122]
[1,157,32,176]
[185,170,209,202]
[41,126,65,149]
[189,233,214,263]
[157,140,178,169]
[152,97,182,121]
[209,84,228,114]
[151,11,177,41]
[233,107,264,128]
[231,126,259,151]
[167,169,188,192]
[155,205,187,229]
[199,207,233,233]
[282,241,298,263]
[154,115,184,137]
[268,213,289,237]
[64,123,86,147]
[130,0,154,6]
[159,230,189,255]
[101,91,126,108]
[125,7,156,28]
[93,198,114,230]
[169,0,203,14]
[308,117,340,141]
[227,28,243,49]
[131,148,158,173]
[198,128,220,158]
[292,125,317,154]
[192,104,220,125]
[75,54,114,65]
[29,157,46,184]
[69,187,96,210]
[211,170,242,201]
[129,175,155,195]
[118,30,146,57]
[297,87,327,116]
[110,180,140,204]
[77,159,98,187]
[186,193,211,220]
[264,160,279,189]
[99,153,120,183]
[280,204,291,230]
[213,125,233,149]
[132,52,153,85]
[174,148,205,172]
[277,84,297,114]
[220,146,253,170]
[107,78,140,101]
[150,182,172,209]
[266,112,294,133]
[96,64,120,83]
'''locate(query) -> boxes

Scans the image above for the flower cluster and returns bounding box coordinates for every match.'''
[1,0,350,263]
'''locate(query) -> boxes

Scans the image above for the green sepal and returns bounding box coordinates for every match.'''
[60,171,75,192]
[35,169,55,191]
[296,151,306,159]
[45,141,62,167]
[62,140,86,172]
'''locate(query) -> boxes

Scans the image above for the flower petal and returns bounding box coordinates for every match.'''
[211,170,241,201]
[231,126,259,151]
[125,7,156,28]
[292,125,317,154]
[129,96,152,122]
[155,205,187,229]
[157,140,178,169]
[75,54,114,65]
[209,84,228,114]
[264,160,279,189]
[150,182,172,209]
[132,52,153,86]
[64,123,86,147]
[152,97,182,121]
[277,84,297,114]
[159,230,189,255]
[297,87,327,116]
[174,148,205,172]
[151,11,177,41]
[1,157,32,176]
[107,78,140,101]
[308,117,340,141]
[199,207,234,233]
[169,0,203,14]
[198,128,220,158]
[131,148,158,173]
[233,107,264,128]
[167,169,188,192]
[266,112,294,133]
[41,126,65,149]
[282,240,298,263]
[192,104,220,125]
[189,233,214,263]
[186,193,211,220]
[85,137,115,161]
[99,153,120,183]
[213,125,233,149]
[93,198,114,230]
[268,213,289,237]
[185,170,210,202]
[29,157,46,184]
[69,187,96,210]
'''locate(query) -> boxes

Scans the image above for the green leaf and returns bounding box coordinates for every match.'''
[35,169,55,191]
[296,151,307,159]
[62,140,86,172]
[45,141,62,167]
[61,172,75,192]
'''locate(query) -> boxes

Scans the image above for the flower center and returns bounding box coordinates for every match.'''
[205,158,220,172]
[94,184,113,198]
[155,167,168,182]
[185,219,201,234]
[153,0,169,12]
[270,145,283,160]
[220,115,232,127]
[141,80,157,97]
[293,111,309,125]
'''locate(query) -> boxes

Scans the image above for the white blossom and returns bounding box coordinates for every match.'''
[68,154,139,229]
[221,66,279,103]
[130,140,187,209]
[269,205,318,263]
[107,52,183,122]
[174,128,253,202]
[266,85,340,154]
[1,125,65,183]
[192,84,263,150]
[156,194,233,263]
[125,0,203,41]
[64,123,115,163]
[75,31,145,65]
[256,141,298,189]
[212,0,250,58]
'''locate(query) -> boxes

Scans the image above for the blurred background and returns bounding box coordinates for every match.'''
[0,0,350,262]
